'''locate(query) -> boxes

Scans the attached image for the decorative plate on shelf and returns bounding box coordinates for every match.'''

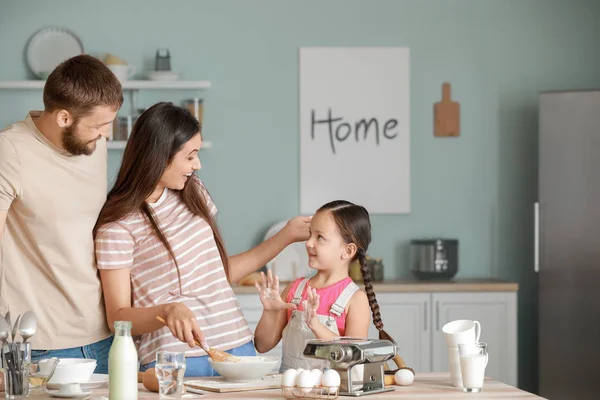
[26,27,84,79]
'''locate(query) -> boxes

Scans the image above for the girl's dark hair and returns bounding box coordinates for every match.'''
[317,200,392,341]
[94,102,230,285]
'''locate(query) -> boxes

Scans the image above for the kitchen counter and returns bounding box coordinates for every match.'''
[27,372,543,399]
[232,279,518,294]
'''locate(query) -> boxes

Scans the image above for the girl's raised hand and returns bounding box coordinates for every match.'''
[254,270,296,312]
[304,287,320,328]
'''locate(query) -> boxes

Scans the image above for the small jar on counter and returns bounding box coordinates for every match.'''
[366,257,384,282]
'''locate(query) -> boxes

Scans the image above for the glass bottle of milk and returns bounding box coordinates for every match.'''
[108,321,138,399]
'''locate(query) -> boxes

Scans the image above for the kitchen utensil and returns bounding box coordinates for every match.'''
[442,319,481,348]
[107,64,136,83]
[46,374,108,390]
[19,311,36,342]
[29,358,59,394]
[155,316,239,362]
[448,347,463,388]
[2,341,31,397]
[458,342,489,393]
[184,375,281,393]
[0,316,10,345]
[207,356,279,382]
[5,311,11,336]
[48,382,92,398]
[434,82,460,137]
[48,358,96,385]
[303,338,396,396]
[383,372,396,386]
[155,351,186,398]
[26,27,84,79]
[104,53,126,66]
[410,239,458,280]
[155,49,171,71]
[11,314,21,343]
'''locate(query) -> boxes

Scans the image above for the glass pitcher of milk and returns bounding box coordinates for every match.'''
[108,321,138,399]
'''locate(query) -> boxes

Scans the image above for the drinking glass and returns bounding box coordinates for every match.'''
[458,342,488,393]
[155,351,186,399]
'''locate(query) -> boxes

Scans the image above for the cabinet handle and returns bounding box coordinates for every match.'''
[436,301,440,331]
[534,202,539,273]
[424,302,428,331]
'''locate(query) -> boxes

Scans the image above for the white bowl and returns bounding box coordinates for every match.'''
[48,358,96,384]
[208,356,280,382]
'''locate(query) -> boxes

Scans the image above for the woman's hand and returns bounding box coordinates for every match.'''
[254,270,296,312]
[283,216,312,243]
[163,303,206,348]
[303,287,321,329]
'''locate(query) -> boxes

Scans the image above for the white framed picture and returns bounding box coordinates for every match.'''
[299,47,411,214]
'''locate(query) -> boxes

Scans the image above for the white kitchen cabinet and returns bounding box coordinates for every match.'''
[430,292,517,386]
[367,293,431,373]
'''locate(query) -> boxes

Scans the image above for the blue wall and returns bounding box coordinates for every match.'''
[1,0,599,392]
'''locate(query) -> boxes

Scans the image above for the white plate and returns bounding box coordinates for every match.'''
[26,27,84,79]
[47,374,108,390]
[264,220,313,282]
[48,390,92,398]
[147,71,181,81]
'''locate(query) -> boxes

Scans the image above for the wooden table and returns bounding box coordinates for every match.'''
[25,372,545,399]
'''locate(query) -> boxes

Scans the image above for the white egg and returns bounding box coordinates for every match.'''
[281,369,298,387]
[321,369,341,393]
[394,368,415,386]
[310,368,323,383]
[296,370,315,393]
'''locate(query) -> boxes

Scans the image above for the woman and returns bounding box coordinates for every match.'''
[94,102,310,376]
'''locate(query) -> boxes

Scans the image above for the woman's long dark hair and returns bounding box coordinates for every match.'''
[317,200,392,342]
[94,102,230,284]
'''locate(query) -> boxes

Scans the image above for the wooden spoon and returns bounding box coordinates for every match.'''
[155,316,240,362]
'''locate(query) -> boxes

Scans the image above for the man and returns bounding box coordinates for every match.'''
[0,55,123,373]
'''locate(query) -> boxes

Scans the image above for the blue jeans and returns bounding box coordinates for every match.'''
[140,340,256,377]
[30,336,114,374]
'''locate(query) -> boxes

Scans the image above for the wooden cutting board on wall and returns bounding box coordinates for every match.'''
[434,82,460,137]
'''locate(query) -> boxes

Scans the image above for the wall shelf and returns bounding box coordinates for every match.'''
[0,80,211,90]
[0,80,212,151]
[106,140,212,150]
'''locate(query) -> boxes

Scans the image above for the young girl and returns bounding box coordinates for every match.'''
[94,102,310,376]
[253,200,391,371]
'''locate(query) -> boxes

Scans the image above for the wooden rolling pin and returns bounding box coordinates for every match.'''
[384,353,416,386]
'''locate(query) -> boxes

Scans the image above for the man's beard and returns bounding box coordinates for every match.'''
[62,123,97,156]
